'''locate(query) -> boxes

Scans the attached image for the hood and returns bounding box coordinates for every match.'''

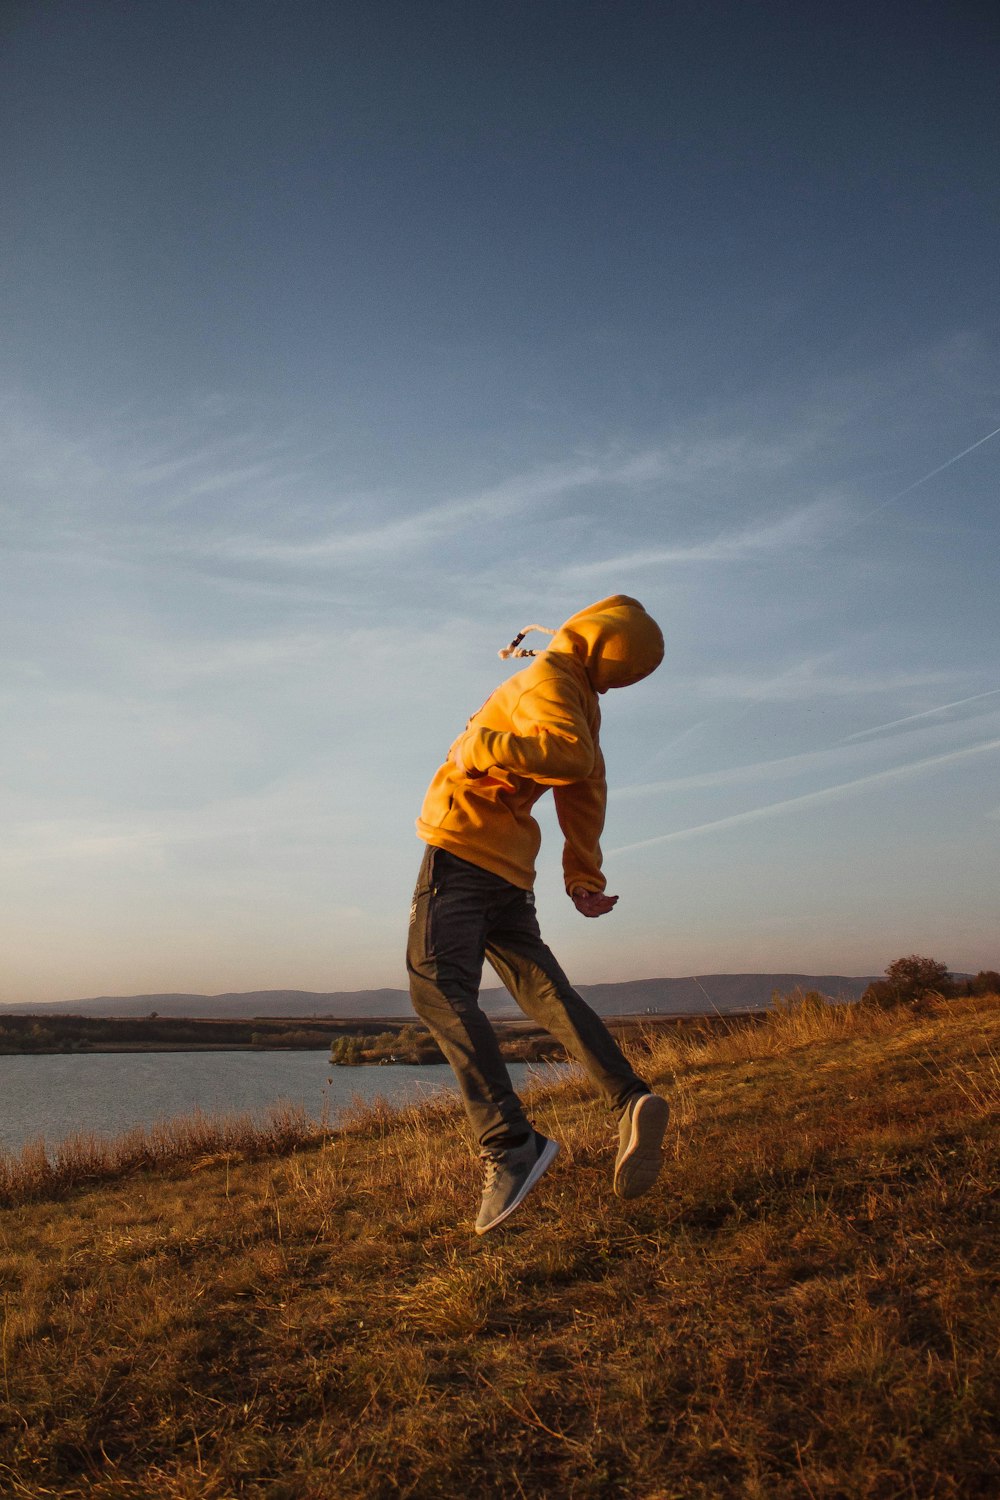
[547,594,664,692]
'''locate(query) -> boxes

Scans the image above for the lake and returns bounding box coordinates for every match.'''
[0,1051,564,1156]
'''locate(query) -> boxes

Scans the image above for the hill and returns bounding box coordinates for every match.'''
[1,992,996,1497]
[0,972,879,1018]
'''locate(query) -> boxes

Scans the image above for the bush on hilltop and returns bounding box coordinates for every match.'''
[862,954,954,1010]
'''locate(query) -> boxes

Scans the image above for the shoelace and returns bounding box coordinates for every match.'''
[481,1156,503,1189]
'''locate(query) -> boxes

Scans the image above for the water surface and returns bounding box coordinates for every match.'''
[0,1051,562,1155]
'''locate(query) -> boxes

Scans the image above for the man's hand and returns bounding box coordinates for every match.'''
[571,886,619,918]
[449,738,484,778]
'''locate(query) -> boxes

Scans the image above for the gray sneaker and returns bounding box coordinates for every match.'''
[475,1131,559,1235]
[614,1093,670,1199]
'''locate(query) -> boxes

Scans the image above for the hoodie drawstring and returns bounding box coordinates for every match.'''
[498,624,556,660]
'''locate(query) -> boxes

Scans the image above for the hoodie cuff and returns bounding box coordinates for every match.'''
[456,728,487,774]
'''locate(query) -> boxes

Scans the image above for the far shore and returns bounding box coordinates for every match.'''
[0,1010,769,1061]
[1,1043,315,1055]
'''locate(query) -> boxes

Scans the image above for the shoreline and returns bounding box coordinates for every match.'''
[0,1009,771,1061]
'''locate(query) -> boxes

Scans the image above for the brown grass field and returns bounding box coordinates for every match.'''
[1,993,997,1498]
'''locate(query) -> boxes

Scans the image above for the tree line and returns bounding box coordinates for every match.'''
[861,956,999,1009]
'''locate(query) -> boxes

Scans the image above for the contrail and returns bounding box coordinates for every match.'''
[858,421,1000,524]
[629,718,713,782]
[609,737,1000,855]
[842,688,1000,743]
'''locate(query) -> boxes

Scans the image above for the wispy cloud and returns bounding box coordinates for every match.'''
[616,701,1000,801]
[0,756,382,873]
[4,383,847,579]
[214,459,607,565]
[210,438,806,568]
[609,738,1000,854]
[676,665,960,706]
[123,632,330,686]
[563,500,837,579]
[841,689,1000,743]
[615,742,873,801]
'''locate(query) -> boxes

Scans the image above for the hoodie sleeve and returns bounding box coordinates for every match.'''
[454,672,596,786]
[553,746,607,894]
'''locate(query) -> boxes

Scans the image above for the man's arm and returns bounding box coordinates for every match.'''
[453,675,596,785]
[455,668,619,917]
[553,744,619,918]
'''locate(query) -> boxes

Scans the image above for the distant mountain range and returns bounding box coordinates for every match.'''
[0,975,879,1019]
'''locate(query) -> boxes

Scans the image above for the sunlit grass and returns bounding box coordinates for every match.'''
[1,993,997,1497]
[0,1103,324,1208]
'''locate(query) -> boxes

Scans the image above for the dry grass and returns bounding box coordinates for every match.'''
[0,1105,324,1208]
[1,995,997,1498]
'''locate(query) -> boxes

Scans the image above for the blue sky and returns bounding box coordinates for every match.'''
[2,0,998,1003]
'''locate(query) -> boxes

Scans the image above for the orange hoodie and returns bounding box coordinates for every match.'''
[415,595,664,892]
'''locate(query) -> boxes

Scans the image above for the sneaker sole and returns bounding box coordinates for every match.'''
[614,1093,670,1200]
[475,1137,560,1235]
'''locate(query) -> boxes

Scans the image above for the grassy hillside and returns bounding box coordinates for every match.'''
[1,995,997,1498]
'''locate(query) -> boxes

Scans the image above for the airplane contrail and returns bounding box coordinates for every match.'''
[857,421,1000,524]
[841,688,1000,743]
[608,737,1000,855]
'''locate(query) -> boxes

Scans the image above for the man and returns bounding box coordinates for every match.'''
[406,594,670,1234]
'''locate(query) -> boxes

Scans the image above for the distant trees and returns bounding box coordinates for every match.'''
[888,955,952,1003]
[328,1025,448,1065]
[862,958,999,1009]
[0,1020,61,1053]
[862,955,953,1009]
[329,1035,366,1066]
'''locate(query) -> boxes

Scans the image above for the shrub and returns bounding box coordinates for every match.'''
[329,1035,365,1066]
[862,955,953,1009]
[770,985,829,1013]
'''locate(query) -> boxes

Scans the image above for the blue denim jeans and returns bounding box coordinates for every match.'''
[406,845,649,1152]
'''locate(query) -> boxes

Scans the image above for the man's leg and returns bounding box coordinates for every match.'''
[485,890,670,1198]
[484,885,650,1115]
[406,847,533,1153]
